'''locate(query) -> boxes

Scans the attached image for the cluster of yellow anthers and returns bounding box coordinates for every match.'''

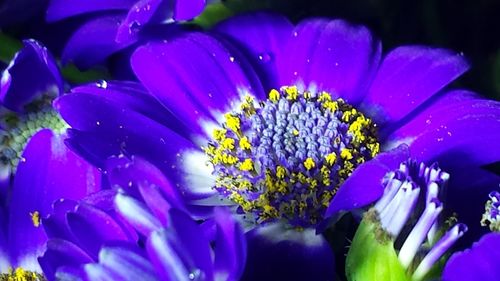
[204,86,380,225]
[0,268,45,281]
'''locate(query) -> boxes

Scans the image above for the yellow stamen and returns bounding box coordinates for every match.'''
[341,149,353,160]
[239,136,252,150]
[30,211,40,227]
[304,157,316,170]
[269,89,280,102]
[239,159,254,171]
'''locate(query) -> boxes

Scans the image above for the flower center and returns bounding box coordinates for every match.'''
[481,190,500,232]
[0,267,45,281]
[204,86,380,227]
[0,95,68,174]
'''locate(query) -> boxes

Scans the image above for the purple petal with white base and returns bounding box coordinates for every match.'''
[213,207,246,281]
[325,144,410,218]
[7,130,100,270]
[114,192,162,236]
[55,89,215,200]
[97,244,157,281]
[66,203,129,260]
[131,33,265,139]
[38,239,93,281]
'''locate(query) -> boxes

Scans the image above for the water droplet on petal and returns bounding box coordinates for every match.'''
[130,21,141,33]
[96,80,108,89]
[258,53,273,63]
[188,269,201,280]
[229,56,235,62]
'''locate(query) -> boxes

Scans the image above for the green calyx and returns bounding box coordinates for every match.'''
[0,97,68,172]
[346,210,410,281]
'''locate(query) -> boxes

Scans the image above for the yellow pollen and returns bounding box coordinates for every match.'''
[322,100,339,112]
[205,86,381,227]
[367,142,380,157]
[221,138,235,150]
[304,157,316,170]
[342,108,357,122]
[0,268,44,281]
[30,211,40,227]
[325,153,337,166]
[212,128,226,141]
[239,159,254,171]
[269,89,280,102]
[284,86,298,100]
[224,114,241,134]
[318,91,332,102]
[240,95,256,116]
[341,149,353,160]
[276,166,287,179]
[239,136,251,150]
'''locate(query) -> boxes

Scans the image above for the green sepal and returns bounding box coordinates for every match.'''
[346,211,410,281]
[192,2,234,28]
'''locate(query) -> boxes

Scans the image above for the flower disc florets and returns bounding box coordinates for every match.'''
[204,86,380,227]
[0,95,68,172]
[481,190,500,232]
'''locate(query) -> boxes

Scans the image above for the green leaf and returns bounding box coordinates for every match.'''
[192,2,234,28]
[0,33,22,64]
[60,64,110,84]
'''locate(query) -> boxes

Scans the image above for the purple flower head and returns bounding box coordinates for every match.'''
[346,159,467,281]
[0,40,101,276]
[54,12,500,280]
[438,189,500,281]
[45,0,206,68]
[481,189,500,232]
[39,156,246,281]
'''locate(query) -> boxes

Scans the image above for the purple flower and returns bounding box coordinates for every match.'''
[39,156,246,281]
[45,0,206,68]
[481,190,500,232]
[438,189,500,281]
[346,160,467,281]
[0,40,101,276]
[54,12,500,280]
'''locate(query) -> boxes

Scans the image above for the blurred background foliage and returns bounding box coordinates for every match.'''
[1,0,499,99]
